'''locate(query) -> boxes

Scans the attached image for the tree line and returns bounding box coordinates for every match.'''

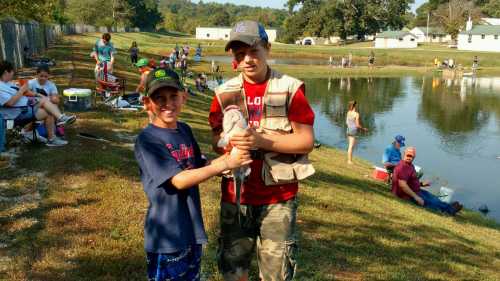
[413,0,500,38]
[1,0,498,42]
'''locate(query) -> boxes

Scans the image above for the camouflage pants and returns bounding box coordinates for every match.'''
[217,198,298,281]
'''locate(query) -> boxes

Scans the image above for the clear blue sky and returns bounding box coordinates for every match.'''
[203,0,428,12]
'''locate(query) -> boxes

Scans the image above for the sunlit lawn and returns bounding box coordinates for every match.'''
[0,34,499,281]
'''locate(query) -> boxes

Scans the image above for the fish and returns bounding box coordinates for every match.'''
[218,105,251,223]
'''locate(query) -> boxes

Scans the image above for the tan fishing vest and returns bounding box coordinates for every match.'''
[215,69,315,185]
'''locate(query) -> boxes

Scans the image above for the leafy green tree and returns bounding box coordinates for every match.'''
[433,0,482,39]
[0,0,57,22]
[126,0,163,30]
[482,0,500,17]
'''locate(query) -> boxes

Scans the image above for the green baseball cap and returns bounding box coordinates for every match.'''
[225,20,269,51]
[145,68,184,96]
[135,58,149,67]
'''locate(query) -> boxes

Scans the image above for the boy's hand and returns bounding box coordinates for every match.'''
[225,149,252,169]
[421,180,431,187]
[230,128,262,150]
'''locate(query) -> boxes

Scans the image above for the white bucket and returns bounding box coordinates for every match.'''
[439,186,454,203]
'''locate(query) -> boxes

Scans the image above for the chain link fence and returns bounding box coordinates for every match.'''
[0,18,140,68]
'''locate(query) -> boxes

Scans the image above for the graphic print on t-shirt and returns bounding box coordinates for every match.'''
[166,143,196,169]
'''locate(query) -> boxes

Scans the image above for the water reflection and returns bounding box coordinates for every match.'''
[420,76,491,135]
[203,55,329,65]
[306,75,500,221]
[305,77,405,138]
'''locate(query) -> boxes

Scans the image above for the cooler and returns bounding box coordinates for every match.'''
[372,166,389,182]
[63,88,92,111]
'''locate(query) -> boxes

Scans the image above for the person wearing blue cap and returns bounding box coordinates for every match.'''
[382,135,405,173]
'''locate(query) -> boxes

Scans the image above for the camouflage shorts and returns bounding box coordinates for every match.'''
[217,198,298,281]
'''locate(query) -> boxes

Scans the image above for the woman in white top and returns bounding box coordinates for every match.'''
[346,100,367,164]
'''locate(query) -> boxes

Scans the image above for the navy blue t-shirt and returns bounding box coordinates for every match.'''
[134,122,208,253]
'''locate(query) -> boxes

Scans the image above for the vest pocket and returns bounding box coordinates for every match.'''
[264,93,288,118]
[262,153,315,186]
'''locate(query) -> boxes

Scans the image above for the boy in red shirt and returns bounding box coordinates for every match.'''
[208,20,315,281]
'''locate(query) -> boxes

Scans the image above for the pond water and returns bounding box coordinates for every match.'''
[305,76,500,222]
[203,55,329,65]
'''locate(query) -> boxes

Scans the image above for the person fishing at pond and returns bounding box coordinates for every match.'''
[473,55,479,72]
[368,51,375,68]
[208,20,316,281]
[195,44,202,57]
[346,100,368,165]
[382,135,406,173]
[392,147,463,216]
[134,68,251,281]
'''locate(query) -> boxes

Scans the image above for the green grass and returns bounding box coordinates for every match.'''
[0,34,499,281]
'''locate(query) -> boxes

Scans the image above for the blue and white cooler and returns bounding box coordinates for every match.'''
[63,88,92,111]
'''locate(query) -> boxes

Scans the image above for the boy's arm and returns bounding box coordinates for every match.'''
[171,151,251,190]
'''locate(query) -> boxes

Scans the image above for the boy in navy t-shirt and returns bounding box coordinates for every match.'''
[134,68,251,281]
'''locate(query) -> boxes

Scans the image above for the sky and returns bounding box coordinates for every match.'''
[203,0,428,13]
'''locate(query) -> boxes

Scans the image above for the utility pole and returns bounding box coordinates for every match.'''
[426,12,430,43]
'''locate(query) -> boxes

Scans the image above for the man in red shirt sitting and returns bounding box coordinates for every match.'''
[392,147,463,215]
[209,20,315,281]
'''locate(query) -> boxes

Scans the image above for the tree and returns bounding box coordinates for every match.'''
[482,0,500,18]
[126,0,163,30]
[0,0,58,22]
[433,0,482,39]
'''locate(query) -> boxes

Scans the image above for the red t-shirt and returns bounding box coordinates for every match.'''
[208,79,315,205]
[392,161,421,200]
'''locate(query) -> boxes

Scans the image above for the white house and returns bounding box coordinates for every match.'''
[458,18,500,52]
[195,27,277,42]
[481,18,500,25]
[374,31,417,48]
[410,26,451,43]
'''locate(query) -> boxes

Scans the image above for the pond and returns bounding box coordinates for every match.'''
[305,76,500,222]
[203,55,329,65]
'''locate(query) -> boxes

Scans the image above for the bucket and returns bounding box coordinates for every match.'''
[63,88,92,111]
[372,166,389,181]
[439,186,454,203]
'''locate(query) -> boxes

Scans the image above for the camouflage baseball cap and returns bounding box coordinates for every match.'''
[145,68,183,96]
[225,20,269,51]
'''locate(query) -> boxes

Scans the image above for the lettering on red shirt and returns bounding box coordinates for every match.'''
[166,143,195,169]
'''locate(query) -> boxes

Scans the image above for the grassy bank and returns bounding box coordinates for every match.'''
[0,35,499,281]
[69,32,500,73]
